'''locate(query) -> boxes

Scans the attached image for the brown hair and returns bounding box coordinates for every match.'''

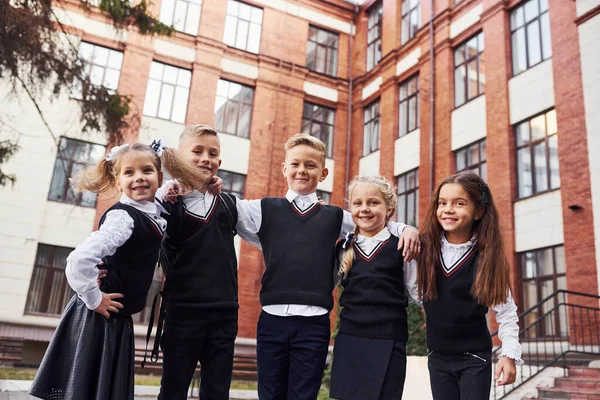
[73,143,205,194]
[284,133,327,167]
[417,172,511,307]
[179,124,219,142]
[339,176,397,277]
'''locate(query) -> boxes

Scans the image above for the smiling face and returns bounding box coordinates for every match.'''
[281,144,328,195]
[178,134,221,187]
[436,182,483,244]
[350,182,393,237]
[115,152,162,202]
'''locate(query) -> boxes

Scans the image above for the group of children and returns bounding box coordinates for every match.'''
[29,125,522,400]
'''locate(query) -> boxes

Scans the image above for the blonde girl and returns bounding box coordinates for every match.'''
[30,141,202,400]
[329,176,419,400]
[418,171,522,400]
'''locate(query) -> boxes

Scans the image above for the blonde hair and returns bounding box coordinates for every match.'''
[284,133,327,167]
[73,143,206,195]
[179,124,219,142]
[339,176,398,277]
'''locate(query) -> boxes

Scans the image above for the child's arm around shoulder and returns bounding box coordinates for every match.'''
[235,198,263,250]
[403,259,422,306]
[65,209,133,312]
[493,291,523,385]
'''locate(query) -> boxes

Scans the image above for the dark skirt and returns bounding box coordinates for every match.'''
[330,333,407,400]
[30,296,135,400]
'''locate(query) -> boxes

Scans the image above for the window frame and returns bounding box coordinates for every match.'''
[515,108,559,199]
[454,31,485,108]
[316,190,331,205]
[142,61,192,123]
[301,102,335,159]
[510,0,552,76]
[366,2,383,72]
[158,0,203,36]
[363,99,381,156]
[401,0,420,45]
[306,25,339,77]
[398,74,420,138]
[214,79,255,139]
[223,0,263,54]
[74,41,124,97]
[220,169,246,199]
[455,139,487,181]
[396,169,419,227]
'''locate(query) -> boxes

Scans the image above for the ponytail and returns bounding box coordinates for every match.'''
[159,147,206,191]
[72,157,116,194]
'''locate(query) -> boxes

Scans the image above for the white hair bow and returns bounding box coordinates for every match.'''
[105,143,129,162]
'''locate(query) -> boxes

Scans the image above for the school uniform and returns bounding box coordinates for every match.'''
[30,195,167,400]
[330,228,419,400]
[157,188,240,400]
[423,235,523,400]
[234,190,410,400]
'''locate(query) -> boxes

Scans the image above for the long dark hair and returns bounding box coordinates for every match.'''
[417,172,511,306]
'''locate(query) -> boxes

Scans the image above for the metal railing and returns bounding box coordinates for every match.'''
[491,290,600,399]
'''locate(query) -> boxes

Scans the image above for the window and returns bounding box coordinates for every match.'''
[521,246,567,338]
[159,0,202,35]
[397,169,419,226]
[516,109,559,198]
[223,0,263,54]
[220,170,246,199]
[363,100,380,156]
[317,190,331,204]
[25,244,75,316]
[401,0,420,45]
[456,139,487,181]
[132,267,163,326]
[510,0,551,75]
[366,3,383,71]
[454,32,485,107]
[143,61,191,123]
[74,42,123,97]
[48,137,105,207]
[214,79,254,138]
[306,25,339,77]
[399,74,419,137]
[301,102,335,159]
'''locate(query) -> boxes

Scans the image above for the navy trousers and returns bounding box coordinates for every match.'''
[256,311,331,400]
[427,349,492,400]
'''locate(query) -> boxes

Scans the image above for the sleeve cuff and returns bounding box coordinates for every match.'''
[79,287,102,311]
[499,353,525,366]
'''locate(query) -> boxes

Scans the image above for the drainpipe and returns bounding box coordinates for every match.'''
[344,4,358,189]
[428,0,435,193]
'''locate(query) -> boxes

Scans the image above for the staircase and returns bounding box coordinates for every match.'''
[524,366,600,400]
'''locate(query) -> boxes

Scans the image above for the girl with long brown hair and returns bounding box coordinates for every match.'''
[418,172,522,400]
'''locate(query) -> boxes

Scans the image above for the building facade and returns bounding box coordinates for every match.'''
[0,0,598,364]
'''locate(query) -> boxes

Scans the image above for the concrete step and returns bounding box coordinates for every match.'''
[554,376,600,390]
[537,386,600,400]
[568,366,600,379]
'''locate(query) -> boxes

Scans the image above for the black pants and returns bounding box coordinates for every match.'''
[427,349,492,400]
[256,311,330,400]
[158,309,237,400]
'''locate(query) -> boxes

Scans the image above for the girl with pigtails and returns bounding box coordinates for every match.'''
[30,141,203,400]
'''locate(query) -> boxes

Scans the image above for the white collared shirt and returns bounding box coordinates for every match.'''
[65,194,167,311]
[440,234,524,365]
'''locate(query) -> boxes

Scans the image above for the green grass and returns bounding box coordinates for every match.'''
[0,368,37,380]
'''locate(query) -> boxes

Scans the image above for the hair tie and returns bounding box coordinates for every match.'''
[480,183,490,206]
[105,143,129,162]
[341,231,355,250]
[150,139,167,157]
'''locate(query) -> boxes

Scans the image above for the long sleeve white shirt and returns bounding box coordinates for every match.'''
[65,194,168,310]
[440,235,524,364]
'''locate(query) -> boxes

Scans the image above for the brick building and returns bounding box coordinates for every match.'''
[0,0,599,365]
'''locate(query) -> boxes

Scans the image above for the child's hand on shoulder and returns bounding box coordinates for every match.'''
[163,181,182,204]
[399,226,421,263]
[495,356,517,385]
[94,292,124,319]
[208,176,223,195]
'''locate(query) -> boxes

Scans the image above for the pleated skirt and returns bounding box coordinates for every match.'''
[29,296,135,400]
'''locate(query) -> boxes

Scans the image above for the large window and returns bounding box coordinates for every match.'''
[214,79,254,138]
[25,244,75,316]
[510,0,551,75]
[220,170,246,199]
[516,109,559,198]
[159,0,202,35]
[223,0,263,54]
[397,169,419,226]
[366,3,383,71]
[306,25,339,77]
[143,61,191,123]
[454,32,485,107]
[399,74,419,137]
[74,42,123,97]
[363,100,380,156]
[48,137,105,208]
[456,139,487,181]
[401,0,420,45]
[301,102,335,159]
[521,246,567,338]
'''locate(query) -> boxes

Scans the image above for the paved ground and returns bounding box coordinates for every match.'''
[0,394,159,400]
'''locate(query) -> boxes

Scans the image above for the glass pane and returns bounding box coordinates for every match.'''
[518,148,533,198]
[78,42,94,62]
[516,121,530,145]
[159,0,175,25]
[227,0,239,16]
[467,143,480,166]
[48,160,69,202]
[224,101,239,134]
[107,51,123,70]
[466,36,478,59]
[467,59,478,100]
[531,114,546,141]
[185,3,201,35]
[480,140,486,161]
[546,110,557,135]
[251,7,262,23]
[540,13,552,60]
[399,83,408,101]
[524,0,539,22]
[408,97,417,132]
[236,20,249,50]
[455,65,466,107]
[214,97,227,131]
[407,171,417,189]
[454,45,465,66]
[541,279,556,335]
[410,9,418,39]
[540,0,548,12]
[533,142,548,193]
[316,45,326,72]
[93,46,109,66]
[238,3,251,20]
[537,248,554,276]
[157,84,175,120]
[149,62,164,80]
[456,149,466,171]
[103,68,120,91]
[247,23,261,54]
[480,163,487,182]
[173,0,187,31]
[80,189,97,207]
[216,79,229,97]
[163,65,178,85]
[523,252,536,278]
[512,29,528,74]
[397,175,406,193]
[238,104,251,138]
[399,101,408,137]
[171,86,189,124]
[478,32,485,52]
[548,135,560,189]
[89,65,104,86]
[408,77,417,95]
[223,15,237,46]
[479,54,485,94]
[527,20,542,67]
[241,85,253,104]
[142,80,162,117]
[511,6,524,30]
[177,69,192,88]
[407,192,415,226]
[555,246,566,274]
